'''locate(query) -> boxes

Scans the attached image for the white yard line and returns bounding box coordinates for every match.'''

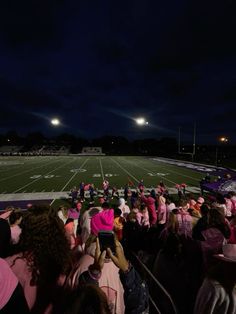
[0,158,60,183]
[110,158,140,183]
[13,159,75,193]
[0,157,56,173]
[50,199,57,206]
[122,158,199,192]
[60,158,89,192]
[121,158,176,186]
[149,159,200,181]
[99,158,105,181]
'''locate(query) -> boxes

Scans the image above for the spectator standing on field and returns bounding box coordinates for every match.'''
[102,180,110,198]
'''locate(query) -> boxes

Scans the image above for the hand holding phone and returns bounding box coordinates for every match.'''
[107,239,129,272]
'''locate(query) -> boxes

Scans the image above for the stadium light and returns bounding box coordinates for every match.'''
[51,118,60,126]
[215,136,229,166]
[219,136,228,143]
[136,117,148,126]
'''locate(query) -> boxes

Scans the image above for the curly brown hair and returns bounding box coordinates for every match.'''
[17,205,72,286]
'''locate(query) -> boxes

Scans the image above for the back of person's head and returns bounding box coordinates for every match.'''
[9,210,23,226]
[228,191,236,198]
[178,199,188,209]
[200,204,210,216]
[127,211,137,222]
[187,208,194,216]
[0,218,11,258]
[131,191,138,198]
[172,208,179,215]
[132,200,140,209]
[209,208,225,227]
[224,194,231,200]
[66,284,110,314]
[216,193,226,205]
[101,202,110,210]
[150,189,156,199]
[163,233,182,258]
[165,196,174,205]
[18,205,71,285]
[114,207,122,218]
[65,218,74,225]
[140,203,147,211]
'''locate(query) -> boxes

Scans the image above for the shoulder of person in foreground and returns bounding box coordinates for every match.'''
[194,277,231,314]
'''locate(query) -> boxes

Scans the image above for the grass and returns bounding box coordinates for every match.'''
[0,155,206,194]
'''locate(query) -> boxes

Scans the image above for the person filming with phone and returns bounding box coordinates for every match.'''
[65,208,149,314]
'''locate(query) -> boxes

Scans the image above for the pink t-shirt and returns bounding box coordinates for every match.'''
[136,211,150,227]
[0,258,18,309]
[5,255,37,310]
[5,254,66,311]
[71,254,125,314]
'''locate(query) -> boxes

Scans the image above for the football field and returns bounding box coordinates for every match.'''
[0,155,212,197]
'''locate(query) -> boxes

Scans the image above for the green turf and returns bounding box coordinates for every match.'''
[0,156,206,194]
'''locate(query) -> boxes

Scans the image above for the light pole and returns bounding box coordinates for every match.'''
[215,137,229,167]
[178,123,196,161]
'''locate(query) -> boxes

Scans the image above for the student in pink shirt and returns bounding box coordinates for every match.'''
[0,258,29,313]
[136,203,150,228]
[5,205,72,312]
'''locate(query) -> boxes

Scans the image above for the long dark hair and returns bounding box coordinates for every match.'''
[16,205,72,286]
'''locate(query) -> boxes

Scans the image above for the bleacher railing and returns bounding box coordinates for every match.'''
[131,252,178,314]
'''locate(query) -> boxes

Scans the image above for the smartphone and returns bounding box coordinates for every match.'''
[98,230,115,254]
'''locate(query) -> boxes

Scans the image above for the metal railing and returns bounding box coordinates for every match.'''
[131,252,178,314]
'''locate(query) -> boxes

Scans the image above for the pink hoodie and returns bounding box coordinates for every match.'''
[141,194,157,225]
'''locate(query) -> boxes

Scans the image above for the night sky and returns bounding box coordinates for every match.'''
[0,0,235,144]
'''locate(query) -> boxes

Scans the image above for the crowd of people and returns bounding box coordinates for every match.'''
[0,178,236,314]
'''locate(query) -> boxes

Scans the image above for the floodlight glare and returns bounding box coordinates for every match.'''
[136,118,146,125]
[219,136,229,143]
[51,118,60,126]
